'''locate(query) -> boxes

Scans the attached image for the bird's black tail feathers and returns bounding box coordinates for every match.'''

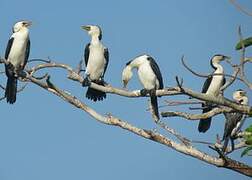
[222,137,229,153]
[5,76,17,104]
[198,105,212,133]
[150,92,159,120]
[86,81,106,102]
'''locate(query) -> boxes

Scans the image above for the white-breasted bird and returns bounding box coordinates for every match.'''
[122,54,164,120]
[198,54,230,133]
[81,25,109,102]
[4,20,31,104]
[222,89,249,152]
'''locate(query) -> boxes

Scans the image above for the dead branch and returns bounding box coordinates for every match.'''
[22,60,252,115]
[22,71,252,177]
[237,27,252,89]
[161,107,233,120]
[229,0,252,17]
[164,100,202,106]
[156,119,191,146]
[174,79,252,115]
[181,55,243,81]
[28,58,51,63]
[0,57,251,176]
[220,67,240,91]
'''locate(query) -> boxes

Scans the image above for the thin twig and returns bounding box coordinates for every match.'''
[28,59,51,63]
[220,67,240,91]
[182,55,244,81]
[229,0,252,17]
[161,107,233,120]
[164,100,202,106]
[237,26,252,89]
[156,119,192,146]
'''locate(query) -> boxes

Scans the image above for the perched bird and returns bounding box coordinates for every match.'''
[4,20,32,104]
[198,54,230,133]
[222,89,249,152]
[81,25,109,102]
[122,54,164,120]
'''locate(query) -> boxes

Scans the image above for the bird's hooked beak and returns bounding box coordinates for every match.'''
[81,25,91,31]
[23,21,32,27]
[223,55,231,63]
[122,66,132,88]
[239,90,246,97]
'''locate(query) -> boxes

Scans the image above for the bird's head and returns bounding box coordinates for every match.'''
[81,25,102,40]
[211,54,231,64]
[13,20,32,33]
[233,89,249,105]
[122,65,133,88]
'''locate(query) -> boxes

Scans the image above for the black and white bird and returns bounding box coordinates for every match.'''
[4,20,31,104]
[122,54,164,120]
[81,25,109,102]
[222,89,249,152]
[198,54,230,133]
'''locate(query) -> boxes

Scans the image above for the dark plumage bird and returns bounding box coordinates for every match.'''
[198,54,230,133]
[81,25,109,102]
[222,89,249,153]
[4,20,31,104]
[122,54,164,120]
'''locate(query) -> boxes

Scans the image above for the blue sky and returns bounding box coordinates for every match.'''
[0,0,252,179]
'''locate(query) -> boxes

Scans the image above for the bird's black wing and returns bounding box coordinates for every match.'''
[23,38,30,69]
[102,47,109,77]
[147,56,164,89]
[84,43,90,67]
[5,37,14,60]
[201,76,212,93]
[223,77,226,86]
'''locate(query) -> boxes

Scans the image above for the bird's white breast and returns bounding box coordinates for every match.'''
[86,43,106,80]
[8,31,28,68]
[137,62,157,90]
[206,66,224,96]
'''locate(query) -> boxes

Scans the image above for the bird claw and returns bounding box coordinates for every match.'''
[82,77,91,87]
[100,78,108,86]
[140,89,149,96]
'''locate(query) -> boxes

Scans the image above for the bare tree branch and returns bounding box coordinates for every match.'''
[181,55,244,82]
[229,0,252,17]
[164,99,202,106]
[174,79,252,115]
[23,72,252,177]
[161,107,233,120]
[1,57,251,176]
[22,60,252,115]
[237,27,252,89]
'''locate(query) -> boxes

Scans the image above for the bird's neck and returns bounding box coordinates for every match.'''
[90,35,100,45]
[12,29,29,41]
[129,59,144,69]
[212,61,223,73]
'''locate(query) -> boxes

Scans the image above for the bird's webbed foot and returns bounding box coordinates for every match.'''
[99,77,108,86]
[140,89,150,96]
[82,75,91,87]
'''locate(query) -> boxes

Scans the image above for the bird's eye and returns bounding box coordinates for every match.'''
[239,91,245,96]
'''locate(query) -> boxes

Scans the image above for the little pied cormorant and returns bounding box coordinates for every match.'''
[198,54,230,133]
[122,54,164,120]
[222,89,249,153]
[4,20,32,104]
[81,25,109,102]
